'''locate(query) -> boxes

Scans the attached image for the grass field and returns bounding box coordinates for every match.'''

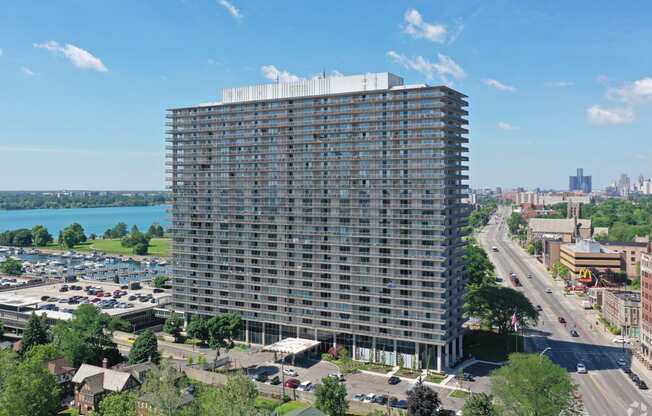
[72,238,170,257]
[275,401,310,415]
[449,390,470,399]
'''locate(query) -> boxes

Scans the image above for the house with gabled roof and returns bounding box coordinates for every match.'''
[72,362,140,414]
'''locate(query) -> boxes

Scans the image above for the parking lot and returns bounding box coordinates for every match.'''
[8,281,171,317]
[459,361,500,394]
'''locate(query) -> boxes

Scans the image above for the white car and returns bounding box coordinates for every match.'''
[283,368,298,377]
[328,373,344,381]
[363,393,376,403]
[576,363,587,374]
[297,380,312,392]
[352,394,364,401]
[545,288,553,294]
[612,336,631,344]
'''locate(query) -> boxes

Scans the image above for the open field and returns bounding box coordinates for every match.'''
[75,238,170,257]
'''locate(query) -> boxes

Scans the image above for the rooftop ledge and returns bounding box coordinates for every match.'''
[218,72,412,105]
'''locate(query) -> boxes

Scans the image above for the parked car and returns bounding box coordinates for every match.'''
[388,397,398,407]
[388,376,400,385]
[617,358,627,367]
[352,394,365,402]
[327,373,344,381]
[576,363,587,374]
[373,395,388,405]
[638,380,648,390]
[536,305,543,311]
[268,376,280,385]
[251,372,268,382]
[460,372,475,381]
[558,317,566,324]
[283,368,298,377]
[612,336,630,344]
[527,273,532,278]
[545,288,553,294]
[570,329,579,337]
[629,373,640,382]
[363,394,376,403]
[284,378,300,389]
[393,400,408,409]
[296,381,312,392]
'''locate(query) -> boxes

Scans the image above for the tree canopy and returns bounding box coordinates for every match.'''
[128,329,160,364]
[140,359,186,416]
[315,375,348,416]
[406,380,441,416]
[507,212,528,239]
[52,304,124,367]
[98,391,137,416]
[462,392,498,416]
[61,223,86,248]
[31,225,53,247]
[190,373,263,416]
[464,284,538,335]
[0,259,23,276]
[491,353,578,416]
[20,312,50,355]
[163,313,184,341]
[465,240,496,286]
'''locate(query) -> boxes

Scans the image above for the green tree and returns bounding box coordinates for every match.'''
[491,353,577,416]
[0,353,61,416]
[186,315,208,343]
[465,241,496,286]
[22,343,60,365]
[147,223,165,238]
[551,261,570,279]
[10,229,33,247]
[194,374,262,416]
[61,223,86,248]
[163,313,184,342]
[140,359,185,416]
[128,329,159,364]
[206,313,242,366]
[464,284,538,335]
[31,225,53,247]
[154,275,170,288]
[89,233,97,240]
[507,212,527,236]
[315,375,348,416]
[111,223,129,239]
[0,259,23,276]
[52,304,123,367]
[97,391,137,416]
[121,229,150,255]
[406,379,440,416]
[20,312,50,355]
[462,393,498,416]
[133,242,148,255]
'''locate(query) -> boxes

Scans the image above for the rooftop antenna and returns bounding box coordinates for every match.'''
[322,69,326,79]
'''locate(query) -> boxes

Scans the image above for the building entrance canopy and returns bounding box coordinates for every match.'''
[262,338,321,355]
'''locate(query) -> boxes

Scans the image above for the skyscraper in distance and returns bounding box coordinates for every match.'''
[569,168,592,193]
[166,72,469,371]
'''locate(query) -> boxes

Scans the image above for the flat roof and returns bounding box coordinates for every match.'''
[1,281,171,317]
[262,338,321,355]
[564,239,616,254]
[222,72,404,104]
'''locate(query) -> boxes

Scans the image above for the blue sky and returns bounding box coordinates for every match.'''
[1,0,651,190]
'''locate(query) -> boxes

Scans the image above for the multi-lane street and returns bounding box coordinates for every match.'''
[478,207,650,416]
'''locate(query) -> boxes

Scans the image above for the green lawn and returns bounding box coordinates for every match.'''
[275,401,310,415]
[449,390,470,399]
[73,238,170,257]
[358,362,393,374]
[425,373,446,384]
[464,330,524,362]
[255,396,281,411]
[395,367,422,379]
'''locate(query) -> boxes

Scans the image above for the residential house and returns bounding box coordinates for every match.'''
[47,357,76,395]
[72,362,140,414]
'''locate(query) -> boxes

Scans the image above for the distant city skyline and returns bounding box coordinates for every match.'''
[1,1,651,190]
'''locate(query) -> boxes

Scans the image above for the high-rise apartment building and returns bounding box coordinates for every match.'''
[166,73,469,371]
[640,253,652,363]
[569,168,592,193]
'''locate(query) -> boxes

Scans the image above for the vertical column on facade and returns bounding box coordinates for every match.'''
[262,323,266,346]
[352,334,357,361]
[314,328,318,341]
[296,327,300,338]
[372,337,377,363]
[452,338,458,363]
[245,321,249,344]
[415,342,420,369]
[444,342,450,368]
[458,334,463,358]
[333,333,337,349]
[436,345,442,372]
[393,339,398,367]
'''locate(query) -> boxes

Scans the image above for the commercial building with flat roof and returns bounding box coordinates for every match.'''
[601,290,640,338]
[559,239,623,279]
[167,72,469,371]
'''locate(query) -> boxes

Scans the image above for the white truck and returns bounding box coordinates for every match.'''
[581,300,593,310]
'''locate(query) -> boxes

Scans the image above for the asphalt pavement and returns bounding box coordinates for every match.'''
[478,207,651,416]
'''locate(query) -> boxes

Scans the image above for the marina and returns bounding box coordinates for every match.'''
[0,246,169,284]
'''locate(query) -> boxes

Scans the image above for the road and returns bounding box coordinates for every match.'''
[478,207,650,416]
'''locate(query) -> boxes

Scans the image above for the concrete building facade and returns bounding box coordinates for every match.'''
[167,73,469,371]
[640,253,652,361]
[569,168,592,193]
[601,290,640,338]
[559,240,623,279]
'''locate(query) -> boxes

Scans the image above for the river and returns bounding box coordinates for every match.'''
[0,205,170,235]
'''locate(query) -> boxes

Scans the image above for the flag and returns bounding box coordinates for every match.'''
[511,312,519,331]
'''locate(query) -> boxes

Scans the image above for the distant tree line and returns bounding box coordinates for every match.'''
[1,222,166,256]
[468,198,498,230]
[0,192,168,210]
[582,197,652,242]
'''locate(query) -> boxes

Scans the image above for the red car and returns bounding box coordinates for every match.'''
[284,378,300,389]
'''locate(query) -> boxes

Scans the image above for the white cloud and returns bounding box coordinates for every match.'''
[386,51,465,83]
[217,0,242,19]
[402,9,448,43]
[545,81,573,88]
[21,67,36,76]
[34,41,108,72]
[261,65,304,83]
[483,79,516,92]
[609,77,652,104]
[586,105,634,125]
[497,122,518,131]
